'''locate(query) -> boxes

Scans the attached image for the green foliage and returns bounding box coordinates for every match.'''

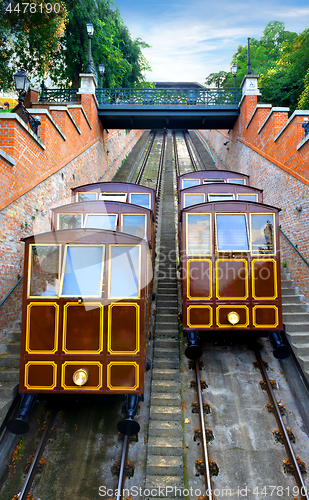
[206,20,309,112]
[0,0,151,90]
[205,71,228,88]
[1,0,68,89]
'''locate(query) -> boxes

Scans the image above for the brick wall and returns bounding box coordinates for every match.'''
[200,88,309,299]
[0,91,143,337]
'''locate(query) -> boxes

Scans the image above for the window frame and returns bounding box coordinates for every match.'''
[108,244,141,299]
[27,243,61,298]
[185,212,212,257]
[215,212,250,253]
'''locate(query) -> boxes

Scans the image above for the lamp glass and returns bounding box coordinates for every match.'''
[227,311,240,325]
[14,68,30,94]
[86,22,94,37]
[232,63,238,75]
[99,63,105,75]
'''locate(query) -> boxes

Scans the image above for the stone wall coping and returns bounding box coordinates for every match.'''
[246,103,272,129]
[257,106,290,135]
[297,131,309,151]
[28,108,67,141]
[67,104,92,130]
[0,113,46,149]
[274,109,309,143]
[49,106,81,134]
[0,148,16,166]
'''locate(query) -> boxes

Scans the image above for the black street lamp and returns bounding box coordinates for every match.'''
[86,22,94,74]
[13,67,40,135]
[99,62,105,88]
[247,37,251,75]
[232,63,238,103]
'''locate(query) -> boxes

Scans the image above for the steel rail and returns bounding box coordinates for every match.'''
[195,360,213,500]
[126,131,155,184]
[116,435,129,500]
[155,131,166,200]
[172,131,180,177]
[183,131,198,171]
[18,407,58,500]
[135,131,157,185]
[187,131,207,171]
[254,349,309,500]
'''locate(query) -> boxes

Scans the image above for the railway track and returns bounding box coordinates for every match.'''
[1,129,309,500]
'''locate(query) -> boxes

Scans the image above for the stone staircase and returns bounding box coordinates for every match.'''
[281,268,309,379]
[0,322,21,426]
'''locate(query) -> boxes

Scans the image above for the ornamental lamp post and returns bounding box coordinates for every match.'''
[86,22,94,74]
[231,63,237,103]
[13,67,40,135]
[99,62,105,88]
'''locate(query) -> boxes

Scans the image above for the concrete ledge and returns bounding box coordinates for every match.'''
[297,133,309,151]
[274,110,309,142]
[0,148,15,166]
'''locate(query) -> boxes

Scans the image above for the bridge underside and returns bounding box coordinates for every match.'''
[98,105,240,130]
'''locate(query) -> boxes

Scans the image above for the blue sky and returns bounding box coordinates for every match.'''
[115,0,309,85]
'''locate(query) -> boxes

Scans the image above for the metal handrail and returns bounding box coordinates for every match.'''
[95,87,242,106]
[279,225,309,267]
[39,88,78,103]
[0,275,23,307]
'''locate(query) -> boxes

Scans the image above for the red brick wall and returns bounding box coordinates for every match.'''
[0,92,143,337]
[200,91,309,299]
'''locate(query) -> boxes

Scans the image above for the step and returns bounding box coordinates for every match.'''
[0,354,20,368]
[281,287,298,296]
[0,341,21,355]
[148,421,182,438]
[282,295,305,304]
[0,397,14,423]
[156,307,178,315]
[145,475,183,490]
[0,367,20,382]
[150,405,182,421]
[283,312,309,323]
[154,338,179,349]
[146,455,183,475]
[153,348,179,359]
[152,368,180,381]
[284,322,309,333]
[0,381,18,399]
[152,380,180,393]
[147,436,183,456]
[282,303,309,313]
[152,359,180,370]
[281,280,295,287]
[290,343,309,358]
[151,393,181,406]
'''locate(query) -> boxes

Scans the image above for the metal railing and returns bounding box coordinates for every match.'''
[279,225,309,267]
[95,87,242,106]
[39,88,79,103]
[0,275,23,308]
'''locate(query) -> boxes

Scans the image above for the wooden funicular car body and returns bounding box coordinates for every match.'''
[19,228,152,396]
[51,199,156,262]
[177,169,250,192]
[71,181,157,219]
[179,200,282,336]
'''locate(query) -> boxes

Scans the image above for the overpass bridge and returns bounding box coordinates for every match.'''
[39,86,241,130]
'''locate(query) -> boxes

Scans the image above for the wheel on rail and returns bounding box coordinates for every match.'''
[6,417,30,435]
[117,417,140,436]
[185,331,203,359]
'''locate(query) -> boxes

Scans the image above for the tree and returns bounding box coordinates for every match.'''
[1,0,68,90]
[205,71,228,88]
[0,0,151,90]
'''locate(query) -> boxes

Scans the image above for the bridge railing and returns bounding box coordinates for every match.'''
[39,88,79,103]
[95,88,242,106]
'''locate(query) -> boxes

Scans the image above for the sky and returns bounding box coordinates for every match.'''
[114,0,309,85]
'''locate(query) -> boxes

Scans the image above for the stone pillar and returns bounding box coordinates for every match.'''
[77,73,98,122]
[239,74,262,127]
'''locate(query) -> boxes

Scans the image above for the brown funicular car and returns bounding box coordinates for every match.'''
[71,181,157,219]
[8,228,152,435]
[179,199,289,359]
[177,169,250,192]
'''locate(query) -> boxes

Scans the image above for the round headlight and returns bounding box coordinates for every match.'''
[227,311,240,325]
[73,368,89,386]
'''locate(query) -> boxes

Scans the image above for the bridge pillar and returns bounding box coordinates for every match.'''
[77,73,98,121]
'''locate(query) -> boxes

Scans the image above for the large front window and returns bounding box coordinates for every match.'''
[84,214,117,230]
[28,245,60,297]
[109,245,140,298]
[186,213,211,256]
[61,245,104,297]
[250,214,275,254]
[216,214,249,252]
